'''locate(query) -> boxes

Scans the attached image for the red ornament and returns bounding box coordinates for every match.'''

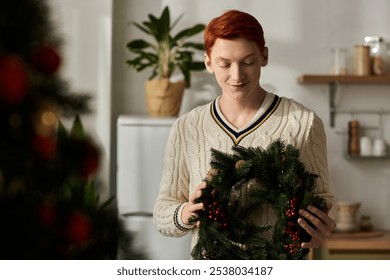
[31,45,61,75]
[65,211,92,245]
[32,135,57,160]
[0,54,28,104]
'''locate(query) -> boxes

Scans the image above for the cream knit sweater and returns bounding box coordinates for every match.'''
[153,92,336,255]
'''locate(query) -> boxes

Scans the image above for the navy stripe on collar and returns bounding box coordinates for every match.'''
[211,95,281,145]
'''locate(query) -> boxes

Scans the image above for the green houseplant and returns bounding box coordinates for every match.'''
[126,6,205,116]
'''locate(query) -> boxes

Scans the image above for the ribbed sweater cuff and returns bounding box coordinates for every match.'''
[174,203,194,231]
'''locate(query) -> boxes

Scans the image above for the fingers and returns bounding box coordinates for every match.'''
[182,182,207,225]
[189,181,207,203]
[301,205,335,232]
[182,202,200,225]
[298,218,322,248]
[325,201,333,215]
[298,205,337,249]
[188,200,204,213]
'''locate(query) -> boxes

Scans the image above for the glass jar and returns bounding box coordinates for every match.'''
[364,36,386,75]
[331,48,348,75]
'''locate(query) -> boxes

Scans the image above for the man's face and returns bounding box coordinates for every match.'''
[204,37,268,99]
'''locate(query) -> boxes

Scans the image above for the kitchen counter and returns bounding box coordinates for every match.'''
[312,231,390,260]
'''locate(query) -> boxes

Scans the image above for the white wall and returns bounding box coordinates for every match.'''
[48,0,113,201]
[113,0,390,229]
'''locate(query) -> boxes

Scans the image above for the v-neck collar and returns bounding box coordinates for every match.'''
[210,92,281,145]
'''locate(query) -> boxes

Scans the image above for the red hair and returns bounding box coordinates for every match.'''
[204,10,265,56]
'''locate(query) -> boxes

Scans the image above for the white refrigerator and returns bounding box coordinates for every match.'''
[116,116,191,259]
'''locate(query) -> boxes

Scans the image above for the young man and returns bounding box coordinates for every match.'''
[153,9,336,257]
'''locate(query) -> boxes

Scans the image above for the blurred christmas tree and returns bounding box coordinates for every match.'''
[0,0,142,259]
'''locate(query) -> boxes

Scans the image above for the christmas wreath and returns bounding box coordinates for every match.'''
[191,140,326,260]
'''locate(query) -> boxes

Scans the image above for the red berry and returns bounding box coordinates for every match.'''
[290,198,297,208]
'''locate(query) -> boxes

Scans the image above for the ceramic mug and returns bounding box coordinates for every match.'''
[335,201,361,232]
[372,138,386,156]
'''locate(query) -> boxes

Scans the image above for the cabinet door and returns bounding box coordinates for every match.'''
[116,118,175,214]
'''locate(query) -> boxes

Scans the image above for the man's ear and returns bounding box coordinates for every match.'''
[261,47,269,67]
[204,53,214,73]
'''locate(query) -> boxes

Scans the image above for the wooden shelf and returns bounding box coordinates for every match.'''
[313,231,390,259]
[345,154,390,160]
[298,74,390,85]
[324,231,390,251]
[298,74,390,127]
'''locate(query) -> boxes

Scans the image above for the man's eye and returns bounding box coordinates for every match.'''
[219,63,230,68]
[243,61,254,65]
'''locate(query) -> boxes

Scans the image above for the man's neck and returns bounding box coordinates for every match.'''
[218,90,267,129]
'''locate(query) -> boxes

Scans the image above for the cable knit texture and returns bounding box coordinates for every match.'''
[153,92,336,254]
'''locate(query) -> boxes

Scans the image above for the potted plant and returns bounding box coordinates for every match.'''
[126,6,206,117]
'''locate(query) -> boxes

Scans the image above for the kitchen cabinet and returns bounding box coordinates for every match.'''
[297,74,390,127]
[312,231,390,260]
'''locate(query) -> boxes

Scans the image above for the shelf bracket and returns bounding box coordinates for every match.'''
[329,82,337,127]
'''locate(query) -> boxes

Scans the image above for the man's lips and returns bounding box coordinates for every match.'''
[229,81,249,87]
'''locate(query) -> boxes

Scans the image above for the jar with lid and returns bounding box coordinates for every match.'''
[364,36,386,75]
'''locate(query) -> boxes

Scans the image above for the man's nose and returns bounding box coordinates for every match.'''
[230,64,245,82]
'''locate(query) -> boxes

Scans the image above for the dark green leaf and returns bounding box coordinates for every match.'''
[57,120,68,140]
[84,180,98,208]
[126,39,153,50]
[70,115,85,140]
[174,24,205,41]
[148,14,159,27]
[132,22,151,35]
[178,64,190,87]
[160,6,170,38]
[142,21,161,41]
